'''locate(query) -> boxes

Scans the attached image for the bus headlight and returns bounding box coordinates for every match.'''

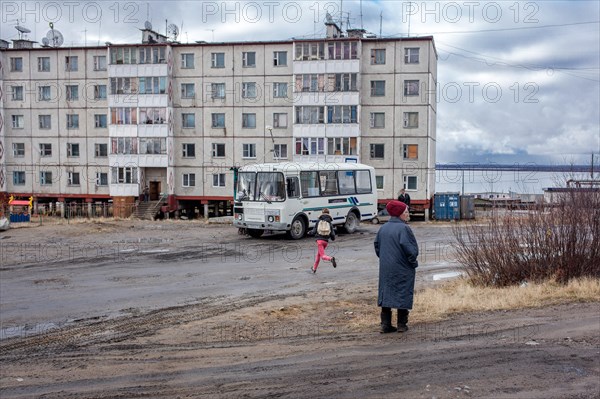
[236,214,243,220]
[268,215,274,222]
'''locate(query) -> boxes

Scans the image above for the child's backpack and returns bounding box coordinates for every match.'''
[317,219,331,236]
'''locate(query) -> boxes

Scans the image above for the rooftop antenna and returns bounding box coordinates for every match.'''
[81,29,87,46]
[379,11,383,37]
[360,0,364,29]
[205,29,214,41]
[15,25,31,40]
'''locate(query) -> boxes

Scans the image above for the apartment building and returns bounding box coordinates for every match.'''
[0,22,437,218]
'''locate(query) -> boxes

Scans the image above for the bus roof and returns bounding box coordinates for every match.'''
[238,162,375,173]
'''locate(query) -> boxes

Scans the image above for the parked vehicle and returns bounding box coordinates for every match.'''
[370,208,391,224]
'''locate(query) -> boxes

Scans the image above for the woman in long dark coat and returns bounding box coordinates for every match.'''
[374,200,419,333]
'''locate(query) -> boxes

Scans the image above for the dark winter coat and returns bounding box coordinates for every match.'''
[311,214,336,242]
[398,193,411,206]
[374,217,419,309]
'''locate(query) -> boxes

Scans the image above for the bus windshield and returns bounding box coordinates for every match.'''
[237,172,285,202]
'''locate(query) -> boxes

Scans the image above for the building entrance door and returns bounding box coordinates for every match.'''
[149,181,161,201]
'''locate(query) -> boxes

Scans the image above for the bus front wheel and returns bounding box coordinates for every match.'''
[342,212,359,234]
[287,217,306,240]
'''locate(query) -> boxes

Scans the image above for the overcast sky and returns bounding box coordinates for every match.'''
[2,0,599,168]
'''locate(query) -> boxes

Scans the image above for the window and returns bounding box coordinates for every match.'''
[66,85,79,101]
[139,138,165,154]
[40,171,53,185]
[404,80,420,96]
[296,74,325,92]
[242,143,256,158]
[110,47,137,64]
[295,137,325,155]
[10,57,23,72]
[182,113,195,128]
[327,41,358,60]
[405,48,420,64]
[211,52,225,68]
[12,86,23,101]
[273,82,287,98]
[96,172,108,186]
[300,171,319,197]
[93,55,107,71]
[242,82,256,98]
[38,86,51,101]
[242,113,256,128]
[242,52,256,67]
[319,170,339,195]
[273,51,287,66]
[332,73,357,92]
[138,76,165,94]
[212,143,225,157]
[139,108,166,124]
[181,53,194,69]
[95,114,107,128]
[12,115,24,129]
[273,144,288,159]
[295,42,325,60]
[67,143,80,157]
[327,137,357,155]
[95,143,108,157]
[110,108,137,125]
[38,57,50,72]
[39,143,52,157]
[65,56,78,71]
[111,137,138,154]
[183,173,196,187]
[327,105,357,124]
[13,143,25,157]
[13,171,26,185]
[338,171,356,195]
[94,85,107,99]
[182,143,195,158]
[111,167,138,184]
[111,77,138,94]
[295,106,325,124]
[404,175,417,190]
[370,112,385,128]
[181,83,195,99]
[273,113,288,128]
[403,144,418,160]
[39,115,52,129]
[371,49,386,65]
[67,114,79,129]
[371,80,385,96]
[211,113,225,128]
[370,144,385,159]
[213,173,226,187]
[376,176,384,190]
[403,112,419,128]
[67,171,81,185]
[211,83,225,98]
[139,47,165,64]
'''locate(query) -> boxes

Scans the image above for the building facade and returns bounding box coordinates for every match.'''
[0,23,437,218]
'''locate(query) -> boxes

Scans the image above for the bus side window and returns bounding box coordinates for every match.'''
[287,177,300,198]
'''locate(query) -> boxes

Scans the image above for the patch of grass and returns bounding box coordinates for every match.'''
[239,278,600,334]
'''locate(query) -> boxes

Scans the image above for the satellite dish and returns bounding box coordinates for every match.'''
[167,23,179,40]
[46,28,64,47]
[326,13,334,23]
[15,25,31,39]
[144,21,153,30]
[41,37,50,47]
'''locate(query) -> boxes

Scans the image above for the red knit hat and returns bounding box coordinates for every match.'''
[386,200,407,217]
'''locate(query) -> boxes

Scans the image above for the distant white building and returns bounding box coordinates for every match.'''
[1,21,438,217]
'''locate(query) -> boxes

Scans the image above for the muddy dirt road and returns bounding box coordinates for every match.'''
[0,220,598,398]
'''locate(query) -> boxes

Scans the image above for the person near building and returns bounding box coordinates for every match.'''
[144,185,150,202]
[310,208,337,273]
[397,188,411,207]
[374,200,419,333]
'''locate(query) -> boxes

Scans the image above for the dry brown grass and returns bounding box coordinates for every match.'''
[235,278,600,334]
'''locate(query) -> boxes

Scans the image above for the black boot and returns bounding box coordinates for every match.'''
[380,308,397,333]
[397,309,409,332]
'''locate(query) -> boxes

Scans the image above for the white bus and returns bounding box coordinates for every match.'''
[232,162,378,239]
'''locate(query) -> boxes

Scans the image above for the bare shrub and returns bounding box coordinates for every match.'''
[453,190,600,286]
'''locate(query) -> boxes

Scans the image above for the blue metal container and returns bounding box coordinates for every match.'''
[434,192,461,220]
